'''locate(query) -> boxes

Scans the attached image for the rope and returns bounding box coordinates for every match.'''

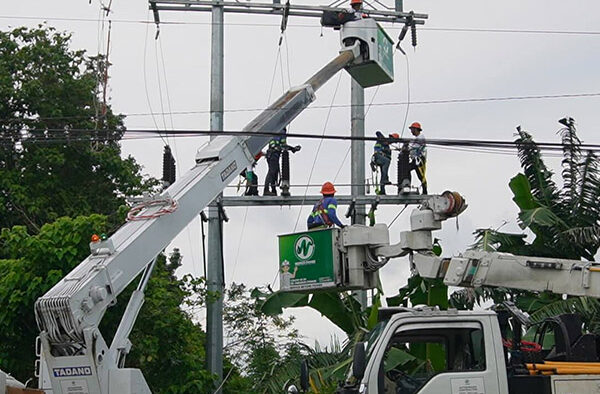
[230,207,249,282]
[292,72,343,231]
[142,10,167,145]
[399,52,411,138]
[387,205,408,229]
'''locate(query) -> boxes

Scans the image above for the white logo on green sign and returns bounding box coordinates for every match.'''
[294,235,315,260]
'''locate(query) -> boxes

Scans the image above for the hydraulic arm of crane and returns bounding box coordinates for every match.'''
[363,192,600,299]
[415,250,600,298]
[31,21,384,394]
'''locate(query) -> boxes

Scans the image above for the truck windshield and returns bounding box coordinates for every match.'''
[345,319,390,382]
[366,320,389,359]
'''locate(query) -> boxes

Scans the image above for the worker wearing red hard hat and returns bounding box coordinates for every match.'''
[408,122,427,194]
[349,0,365,20]
[307,182,345,229]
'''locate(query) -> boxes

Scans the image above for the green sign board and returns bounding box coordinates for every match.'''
[278,228,339,292]
[377,24,394,78]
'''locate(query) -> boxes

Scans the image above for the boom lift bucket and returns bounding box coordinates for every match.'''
[340,18,394,88]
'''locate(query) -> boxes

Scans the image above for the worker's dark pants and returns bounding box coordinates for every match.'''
[245,172,259,196]
[409,159,427,195]
[374,153,391,193]
[264,154,280,194]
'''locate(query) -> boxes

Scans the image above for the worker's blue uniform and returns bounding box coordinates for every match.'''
[264,135,284,195]
[307,196,344,229]
[372,131,391,194]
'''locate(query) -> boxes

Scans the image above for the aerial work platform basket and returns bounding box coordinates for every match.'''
[340,18,395,88]
[278,226,386,292]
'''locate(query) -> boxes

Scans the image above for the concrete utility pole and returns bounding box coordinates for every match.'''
[149,1,427,389]
[350,78,367,308]
[206,4,224,393]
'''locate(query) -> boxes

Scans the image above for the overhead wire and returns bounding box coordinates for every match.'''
[4,91,598,124]
[142,10,167,144]
[8,129,600,152]
[292,72,343,231]
[399,51,411,138]
[4,15,600,36]
[332,85,380,183]
[157,33,202,276]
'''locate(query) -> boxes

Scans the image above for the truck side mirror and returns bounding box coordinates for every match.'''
[300,360,309,392]
[352,342,366,381]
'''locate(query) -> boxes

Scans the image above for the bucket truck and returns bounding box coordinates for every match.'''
[282,192,600,394]
[0,18,397,394]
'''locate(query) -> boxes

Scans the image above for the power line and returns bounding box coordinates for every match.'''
[3,15,600,36]
[1,92,598,123]
[6,128,600,152]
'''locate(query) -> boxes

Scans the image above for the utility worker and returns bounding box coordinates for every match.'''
[241,152,263,196]
[408,122,427,195]
[349,0,365,20]
[264,128,301,196]
[371,131,392,195]
[307,182,345,229]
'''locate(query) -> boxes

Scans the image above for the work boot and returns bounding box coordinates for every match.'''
[264,190,276,196]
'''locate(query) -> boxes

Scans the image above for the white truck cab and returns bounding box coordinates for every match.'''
[355,308,506,394]
[339,307,600,394]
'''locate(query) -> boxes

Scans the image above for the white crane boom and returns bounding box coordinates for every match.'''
[27,18,396,394]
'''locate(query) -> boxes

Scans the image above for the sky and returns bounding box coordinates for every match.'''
[3,1,600,348]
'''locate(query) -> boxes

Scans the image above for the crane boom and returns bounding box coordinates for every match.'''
[29,17,397,394]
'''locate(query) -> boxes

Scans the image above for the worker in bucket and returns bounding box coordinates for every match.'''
[307,182,345,229]
[349,0,366,20]
[264,128,301,196]
[408,122,428,195]
[280,260,298,289]
[371,131,392,195]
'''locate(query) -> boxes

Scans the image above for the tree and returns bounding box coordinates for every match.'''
[0,217,226,393]
[451,118,600,327]
[0,25,249,392]
[0,25,156,232]
[224,284,357,393]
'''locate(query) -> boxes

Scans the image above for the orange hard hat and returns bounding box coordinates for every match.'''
[321,181,336,195]
[409,122,422,130]
[389,133,400,139]
[350,0,362,5]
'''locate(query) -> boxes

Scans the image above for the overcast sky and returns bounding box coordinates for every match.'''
[3,1,600,347]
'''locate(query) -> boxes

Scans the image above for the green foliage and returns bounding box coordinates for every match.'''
[0,25,157,232]
[223,283,301,393]
[0,218,225,393]
[0,215,109,380]
[99,249,216,393]
[454,120,600,323]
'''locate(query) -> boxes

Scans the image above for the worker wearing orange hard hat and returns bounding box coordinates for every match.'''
[408,122,427,194]
[307,182,345,229]
[349,0,365,20]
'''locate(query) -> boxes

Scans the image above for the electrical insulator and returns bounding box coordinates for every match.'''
[281,149,291,197]
[411,23,417,48]
[397,143,411,193]
[162,145,176,187]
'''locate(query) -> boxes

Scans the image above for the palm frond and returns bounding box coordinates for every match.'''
[574,151,600,226]
[514,127,562,214]
[562,225,600,247]
[528,296,600,333]
[470,228,527,252]
[558,119,581,210]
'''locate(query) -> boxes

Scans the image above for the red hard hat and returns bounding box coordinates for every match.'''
[350,0,362,5]
[389,133,400,139]
[321,181,336,195]
[409,122,422,130]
